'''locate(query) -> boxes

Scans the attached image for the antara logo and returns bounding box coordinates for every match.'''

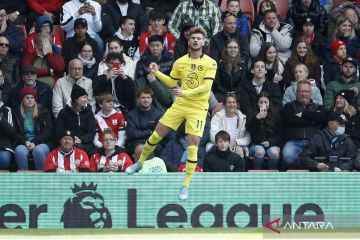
[264,218,334,234]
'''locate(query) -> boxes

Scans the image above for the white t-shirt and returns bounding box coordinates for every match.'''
[225,116,238,141]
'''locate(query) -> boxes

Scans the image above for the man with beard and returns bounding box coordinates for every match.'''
[126,26,217,201]
[324,58,360,110]
[44,130,91,172]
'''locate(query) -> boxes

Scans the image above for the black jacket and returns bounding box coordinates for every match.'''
[62,34,101,68]
[12,105,53,147]
[2,21,24,57]
[303,129,356,171]
[93,74,136,114]
[282,100,327,141]
[239,79,282,116]
[213,59,246,102]
[0,53,20,88]
[287,0,327,35]
[323,58,341,85]
[0,103,15,151]
[210,30,249,66]
[203,148,245,172]
[125,106,162,146]
[55,104,96,144]
[101,0,147,39]
[246,112,283,147]
[8,81,53,112]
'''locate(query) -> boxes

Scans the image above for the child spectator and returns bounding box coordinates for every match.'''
[226,0,250,38]
[114,16,140,61]
[90,129,133,172]
[204,130,245,172]
[93,93,126,149]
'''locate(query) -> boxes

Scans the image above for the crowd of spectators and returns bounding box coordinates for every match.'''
[0,0,360,173]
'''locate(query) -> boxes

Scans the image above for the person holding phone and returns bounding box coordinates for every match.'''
[246,92,283,170]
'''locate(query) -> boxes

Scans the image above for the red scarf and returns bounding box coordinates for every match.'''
[301,32,315,45]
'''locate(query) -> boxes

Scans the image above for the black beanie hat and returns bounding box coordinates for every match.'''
[71,84,87,102]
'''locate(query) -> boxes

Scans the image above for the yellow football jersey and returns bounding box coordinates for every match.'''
[169,54,217,109]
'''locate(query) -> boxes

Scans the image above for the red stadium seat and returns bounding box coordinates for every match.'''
[220,0,255,23]
[333,0,347,8]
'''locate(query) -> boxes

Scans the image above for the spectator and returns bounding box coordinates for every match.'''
[250,9,293,62]
[77,41,99,80]
[204,130,245,172]
[207,93,250,158]
[140,0,180,19]
[93,52,136,114]
[135,34,173,112]
[325,16,360,59]
[101,0,147,39]
[13,87,53,170]
[332,89,360,148]
[93,93,126,149]
[253,0,277,29]
[138,9,176,55]
[0,4,24,56]
[26,0,64,32]
[173,24,194,62]
[22,32,65,88]
[292,15,326,64]
[0,1,26,25]
[226,0,250,38]
[282,80,327,170]
[114,16,139,60]
[0,90,14,170]
[90,129,133,172]
[303,111,356,171]
[44,129,91,172]
[8,65,52,112]
[210,12,249,66]
[168,0,222,43]
[287,0,327,36]
[324,58,360,110]
[255,42,285,91]
[246,92,282,170]
[0,69,10,104]
[240,60,282,116]
[26,15,62,55]
[52,58,95,118]
[62,18,101,68]
[283,63,323,106]
[55,84,96,156]
[328,1,360,37]
[97,37,136,78]
[213,39,246,102]
[323,39,347,85]
[161,116,210,169]
[0,35,20,88]
[61,0,103,54]
[125,87,163,157]
[283,37,321,90]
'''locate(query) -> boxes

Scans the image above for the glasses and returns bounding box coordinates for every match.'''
[102,138,115,143]
[0,43,9,48]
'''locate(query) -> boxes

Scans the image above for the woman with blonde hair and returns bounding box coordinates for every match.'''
[13,87,53,170]
[326,16,360,59]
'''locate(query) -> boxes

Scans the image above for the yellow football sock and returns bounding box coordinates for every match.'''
[138,131,163,164]
[183,145,198,188]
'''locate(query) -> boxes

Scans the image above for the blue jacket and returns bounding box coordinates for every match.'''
[3,21,24,57]
[236,13,249,38]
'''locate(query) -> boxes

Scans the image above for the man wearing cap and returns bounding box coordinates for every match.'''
[287,0,327,36]
[324,57,360,110]
[210,11,249,66]
[8,65,52,111]
[302,111,356,171]
[323,40,347,85]
[62,18,101,67]
[61,0,103,53]
[135,35,173,112]
[44,129,91,172]
[53,58,95,118]
[55,84,96,157]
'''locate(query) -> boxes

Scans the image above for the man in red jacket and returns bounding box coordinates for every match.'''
[26,0,65,32]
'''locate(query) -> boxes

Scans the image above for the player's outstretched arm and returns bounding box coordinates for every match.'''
[149,62,178,88]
